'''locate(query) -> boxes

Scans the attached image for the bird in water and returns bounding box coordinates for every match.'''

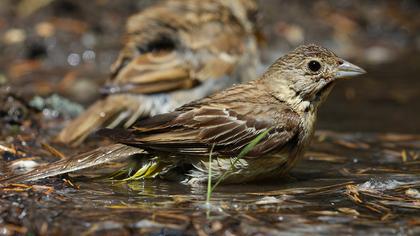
[1,44,365,185]
[56,0,260,146]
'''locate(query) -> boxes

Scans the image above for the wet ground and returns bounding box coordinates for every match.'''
[0,1,419,235]
[1,131,419,235]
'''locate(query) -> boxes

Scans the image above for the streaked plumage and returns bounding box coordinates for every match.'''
[1,44,366,185]
[57,0,260,146]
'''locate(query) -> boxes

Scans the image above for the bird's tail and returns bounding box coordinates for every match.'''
[0,144,144,184]
[56,95,144,147]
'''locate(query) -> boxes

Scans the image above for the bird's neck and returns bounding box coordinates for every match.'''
[266,78,335,149]
[263,77,334,115]
[263,79,308,114]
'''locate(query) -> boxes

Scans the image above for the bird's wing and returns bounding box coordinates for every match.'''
[105,51,193,94]
[105,0,250,94]
[0,144,143,183]
[102,85,301,158]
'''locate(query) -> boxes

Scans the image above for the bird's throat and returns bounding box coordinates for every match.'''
[314,82,335,104]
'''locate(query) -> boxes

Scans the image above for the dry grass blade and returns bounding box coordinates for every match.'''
[338,207,360,216]
[250,181,355,196]
[346,184,362,203]
[41,142,67,160]
[0,183,54,194]
[0,144,25,156]
[305,151,348,163]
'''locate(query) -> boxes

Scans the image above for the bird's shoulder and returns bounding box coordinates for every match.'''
[179,80,300,123]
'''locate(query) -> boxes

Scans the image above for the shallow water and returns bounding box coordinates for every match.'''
[1,130,419,235]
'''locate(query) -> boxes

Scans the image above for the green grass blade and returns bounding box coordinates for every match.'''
[211,128,272,192]
[206,143,216,205]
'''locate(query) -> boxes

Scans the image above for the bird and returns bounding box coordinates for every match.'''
[1,44,366,185]
[56,0,260,146]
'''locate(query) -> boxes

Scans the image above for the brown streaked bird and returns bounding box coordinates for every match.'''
[57,0,260,146]
[1,44,366,185]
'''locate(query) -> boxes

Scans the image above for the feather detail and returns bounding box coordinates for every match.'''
[106,51,193,94]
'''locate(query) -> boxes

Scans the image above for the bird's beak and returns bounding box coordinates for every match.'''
[336,60,366,79]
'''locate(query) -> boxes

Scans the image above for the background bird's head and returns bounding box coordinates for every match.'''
[264,44,366,109]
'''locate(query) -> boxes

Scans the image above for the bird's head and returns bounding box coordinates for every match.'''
[264,44,366,109]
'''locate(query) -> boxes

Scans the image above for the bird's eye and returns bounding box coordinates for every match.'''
[308,60,321,72]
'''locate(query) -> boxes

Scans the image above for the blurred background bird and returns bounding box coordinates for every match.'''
[56,0,261,146]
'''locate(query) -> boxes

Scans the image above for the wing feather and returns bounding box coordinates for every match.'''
[102,100,300,158]
[0,144,143,183]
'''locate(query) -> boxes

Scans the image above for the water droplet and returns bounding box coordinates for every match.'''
[82,50,96,62]
[67,53,80,66]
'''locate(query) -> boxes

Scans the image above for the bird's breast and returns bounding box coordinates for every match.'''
[301,110,317,140]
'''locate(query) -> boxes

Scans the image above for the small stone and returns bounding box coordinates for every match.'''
[35,22,55,38]
[3,28,26,44]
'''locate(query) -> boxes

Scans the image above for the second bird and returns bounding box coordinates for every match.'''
[57,0,260,146]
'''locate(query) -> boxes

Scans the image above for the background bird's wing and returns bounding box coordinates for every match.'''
[102,85,301,158]
[56,94,146,146]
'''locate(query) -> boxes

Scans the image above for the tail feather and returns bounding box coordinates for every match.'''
[56,95,142,146]
[0,144,144,184]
